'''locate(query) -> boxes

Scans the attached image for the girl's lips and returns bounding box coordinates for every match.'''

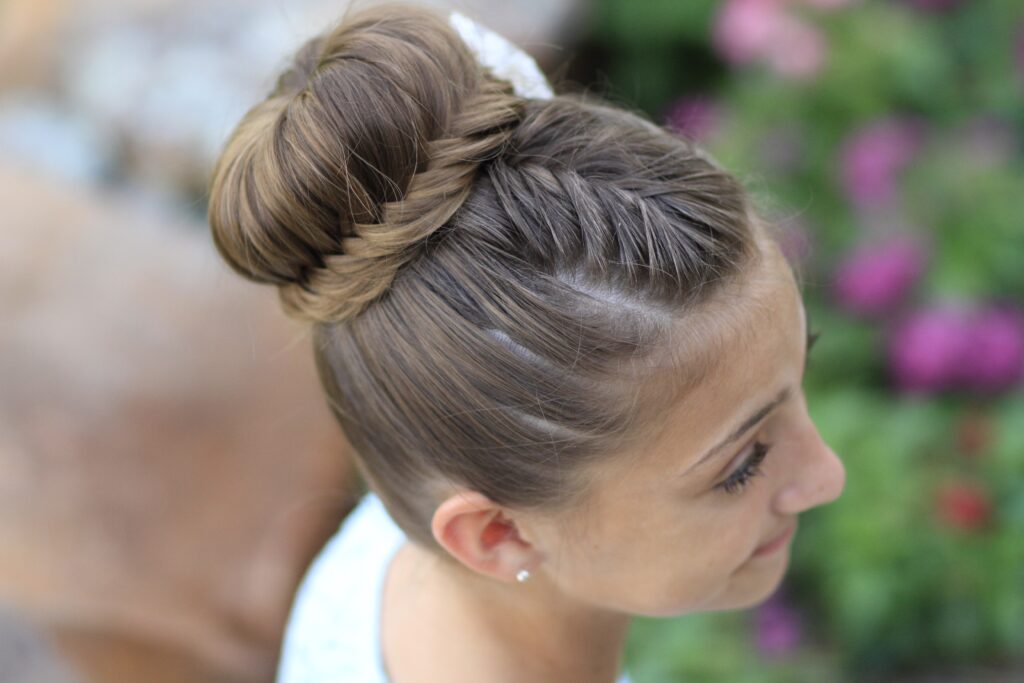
[751,521,797,558]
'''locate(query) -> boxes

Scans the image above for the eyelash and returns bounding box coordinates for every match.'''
[717,441,772,495]
[808,328,821,352]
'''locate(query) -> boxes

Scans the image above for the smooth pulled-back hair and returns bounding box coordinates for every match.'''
[207,1,765,556]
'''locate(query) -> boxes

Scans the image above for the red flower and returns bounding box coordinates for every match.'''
[934,481,993,532]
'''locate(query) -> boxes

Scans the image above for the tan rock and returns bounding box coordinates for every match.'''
[0,165,357,683]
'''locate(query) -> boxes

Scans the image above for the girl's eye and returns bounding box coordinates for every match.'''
[716,441,772,495]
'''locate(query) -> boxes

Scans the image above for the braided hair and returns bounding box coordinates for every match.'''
[207,1,766,556]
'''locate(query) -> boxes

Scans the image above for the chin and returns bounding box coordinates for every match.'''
[712,553,791,612]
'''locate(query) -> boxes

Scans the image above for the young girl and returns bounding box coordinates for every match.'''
[206,3,847,681]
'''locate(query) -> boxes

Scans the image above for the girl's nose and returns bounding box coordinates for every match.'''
[776,429,847,515]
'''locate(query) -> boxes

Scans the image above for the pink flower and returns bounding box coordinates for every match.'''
[713,0,789,65]
[887,306,970,394]
[765,13,827,80]
[833,236,927,317]
[712,0,828,80]
[839,118,925,209]
[959,306,1024,393]
[753,588,803,656]
[664,95,723,143]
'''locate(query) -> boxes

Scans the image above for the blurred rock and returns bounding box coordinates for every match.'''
[1,0,584,203]
[0,0,64,91]
[0,164,356,683]
[0,606,80,683]
[0,94,115,184]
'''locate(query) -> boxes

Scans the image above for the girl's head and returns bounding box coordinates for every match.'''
[207,2,845,616]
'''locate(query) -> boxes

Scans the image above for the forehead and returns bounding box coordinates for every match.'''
[624,238,805,463]
[546,237,806,533]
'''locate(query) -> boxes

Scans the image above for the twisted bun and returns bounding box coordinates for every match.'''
[207,3,528,323]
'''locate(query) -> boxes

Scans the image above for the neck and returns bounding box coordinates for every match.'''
[415,544,632,682]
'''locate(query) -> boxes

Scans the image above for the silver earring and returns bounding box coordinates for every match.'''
[515,568,531,583]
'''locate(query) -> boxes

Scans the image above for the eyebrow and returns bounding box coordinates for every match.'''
[679,296,813,479]
[680,385,793,478]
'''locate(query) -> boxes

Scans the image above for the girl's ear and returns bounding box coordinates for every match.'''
[430,490,540,582]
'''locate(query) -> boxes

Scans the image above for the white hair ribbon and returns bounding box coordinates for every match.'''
[448,10,554,100]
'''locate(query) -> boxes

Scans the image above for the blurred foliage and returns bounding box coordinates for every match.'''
[576,0,1024,680]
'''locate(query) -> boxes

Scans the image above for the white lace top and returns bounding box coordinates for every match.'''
[276,490,634,683]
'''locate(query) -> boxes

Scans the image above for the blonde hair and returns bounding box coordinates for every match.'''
[207,2,762,556]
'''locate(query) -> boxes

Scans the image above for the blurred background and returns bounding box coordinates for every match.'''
[1,0,1022,682]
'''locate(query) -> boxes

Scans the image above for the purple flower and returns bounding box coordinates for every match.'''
[754,589,803,656]
[664,95,723,143]
[960,306,1024,393]
[888,306,971,394]
[833,236,927,317]
[839,118,925,209]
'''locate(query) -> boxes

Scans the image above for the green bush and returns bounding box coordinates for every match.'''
[581,0,1024,679]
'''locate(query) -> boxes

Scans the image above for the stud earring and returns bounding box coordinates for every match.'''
[515,568,531,583]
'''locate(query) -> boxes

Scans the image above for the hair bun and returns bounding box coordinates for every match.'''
[207,3,528,323]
